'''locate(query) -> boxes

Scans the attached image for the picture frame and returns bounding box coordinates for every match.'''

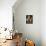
[26,15,33,24]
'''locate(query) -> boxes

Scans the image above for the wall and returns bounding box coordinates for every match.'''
[13,0,41,46]
[41,0,46,46]
[0,0,17,38]
[0,0,16,30]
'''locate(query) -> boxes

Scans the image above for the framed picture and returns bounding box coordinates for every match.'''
[26,15,33,24]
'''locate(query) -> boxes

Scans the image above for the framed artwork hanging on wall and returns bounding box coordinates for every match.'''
[26,15,33,24]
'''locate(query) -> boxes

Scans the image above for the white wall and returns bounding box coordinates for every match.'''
[0,0,16,29]
[0,0,17,39]
[41,0,46,46]
[13,0,41,46]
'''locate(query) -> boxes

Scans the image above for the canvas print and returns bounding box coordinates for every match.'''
[26,15,33,24]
